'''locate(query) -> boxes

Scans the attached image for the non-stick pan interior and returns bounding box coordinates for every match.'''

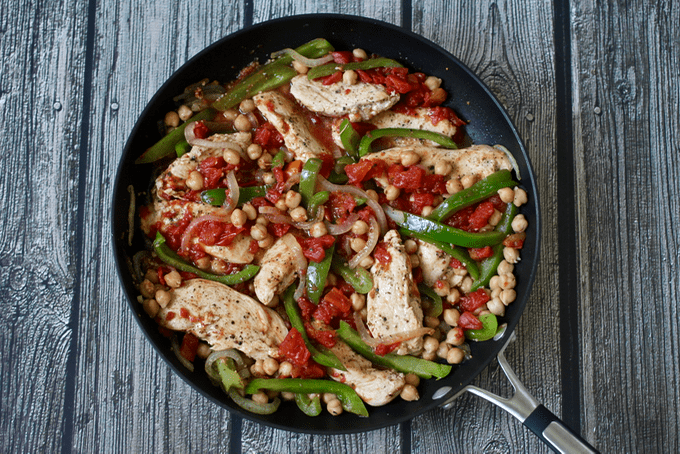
[112,14,540,433]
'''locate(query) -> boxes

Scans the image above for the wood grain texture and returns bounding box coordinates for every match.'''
[66,2,247,453]
[0,1,87,452]
[571,0,680,452]
[411,1,560,452]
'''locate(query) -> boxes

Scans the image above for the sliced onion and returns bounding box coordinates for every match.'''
[353,313,434,347]
[494,144,521,181]
[205,349,246,386]
[246,111,259,129]
[325,213,359,236]
[282,172,301,192]
[180,213,231,253]
[270,48,335,67]
[317,176,388,235]
[381,204,405,224]
[348,216,380,269]
[224,171,239,213]
[293,272,307,301]
[281,233,308,275]
[171,335,195,372]
[259,205,323,231]
[184,121,243,152]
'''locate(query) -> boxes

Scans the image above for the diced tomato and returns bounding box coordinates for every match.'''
[265,167,286,203]
[373,242,392,265]
[328,191,356,222]
[162,209,193,251]
[450,258,463,268]
[180,308,190,319]
[428,106,465,127]
[468,201,496,231]
[421,173,447,194]
[503,232,526,249]
[199,156,227,189]
[386,74,414,93]
[279,328,311,367]
[331,51,354,64]
[290,361,326,379]
[487,194,507,213]
[458,289,490,313]
[179,333,199,363]
[248,240,259,255]
[253,122,284,149]
[374,342,400,356]
[345,159,386,185]
[407,192,435,215]
[304,322,337,348]
[313,287,352,326]
[445,205,475,231]
[458,311,484,330]
[193,120,210,139]
[268,223,292,238]
[297,296,316,320]
[296,235,336,263]
[412,266,423,284]
[250,196,271,208]
[469,246,494,261]
[321,71,343,85]
[350,121,377,136]
[197,221,245,247]
[284,160,303,179]
[318,153,335,178]
[387,164,425,190]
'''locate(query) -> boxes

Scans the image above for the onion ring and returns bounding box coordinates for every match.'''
[224,171,239,213]
[270,48,335,67]
[494,144,521,181]
[325,213,359,236]
[180,213,231,253]
[184,121,244,152]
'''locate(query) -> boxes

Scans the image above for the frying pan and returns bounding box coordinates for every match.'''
[112,14,597,452]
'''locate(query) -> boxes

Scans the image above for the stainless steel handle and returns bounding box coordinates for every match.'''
[439,335,599,454]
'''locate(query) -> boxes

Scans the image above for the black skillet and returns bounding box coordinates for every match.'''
[112,14,598,452]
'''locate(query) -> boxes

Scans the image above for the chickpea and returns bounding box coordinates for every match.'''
[350,293,366,311]
[310,222,328,238]
[446,287,461,304]
[143,299,160,318]
[195,257,211,270]
[196,343,212,360]
[284,190,302,209]
[423,336,439,353]
[404,239,418,254]
[234,114,252,131]
[359,256,374,268]
[343,70,358,85]
[487,298,505,316]
[281,392,295,401]
[155,289,171,308]
[500,289,517,306]
[289,206,308,222]
[178,104,193,121]
[434,280,450,297]
[498,187,515,203]
[258,235,274,249]
[446,178,463,195]
[278,361,293,377]
[262,172,276,185]
[460,174,478,189]
[513,187,528,206]
[228,208,246,227]
[434,161,452,176]
[327,399,343,415]
[443,308,460,327]
[239,98,256,113]
[497,260,514,275]
[425,316,440,329]
[447,347,465,364]
[274,198,288,211]
[437,342,450,359]
[491,287,502,299]
[488,209,503,227]
[365,189,379,202]
[242,203,257,221]
[452,265,468,276]
[384,185,400,201]
[223,149,241,166]
[186,170,204,191]
[404,373,420,387]
[257,153,273,170]
[409,254,420,268]
[252,392,269,405]
[422,350,437,361]
[322,393,336,404]
[400,384,419,401]
[164,111,180,127]
[144,269,159,284]
[292,60,308,74]
[512,214,528,233]
[446,327,465,346]
[400,151,420,166]
[460,276,473,294]
[262,358,279,376]
[351,220,369,235]
[222,108,238,121]
[424,76,442,91]
[352,48,368,59]
[247,143,263,160]
[250,224,268,241]
[164,270,182,288]
[503,247,520,264]
[140,279,156,299]
[489,275,501,290]
[350,237,367,253]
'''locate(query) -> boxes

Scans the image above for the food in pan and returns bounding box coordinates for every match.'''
[132,38,528,417]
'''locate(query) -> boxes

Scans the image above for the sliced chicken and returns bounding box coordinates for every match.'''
[156,132,252,201]
[157,279,288,360]
[202,233,256,264]
[368,108,459,148]
[361,144,511,187]
[253,234,301,305]
[415,240,453,287]
[367,230,424,355]
[328,339,405,407]
[290,75,400,122]
[253,91,333,162]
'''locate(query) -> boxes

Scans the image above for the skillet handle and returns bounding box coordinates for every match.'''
[440,344,600,453]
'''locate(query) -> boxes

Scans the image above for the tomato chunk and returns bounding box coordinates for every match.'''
[458,289,490,312]
[279,328,311,367]
[458,311,484,330]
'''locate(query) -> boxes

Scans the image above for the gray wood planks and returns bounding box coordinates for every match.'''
[572,0,680,452]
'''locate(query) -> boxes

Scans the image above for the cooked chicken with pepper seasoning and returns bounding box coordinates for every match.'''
[133,38,528,418]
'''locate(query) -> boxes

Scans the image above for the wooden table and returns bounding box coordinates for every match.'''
[3,1,678,452]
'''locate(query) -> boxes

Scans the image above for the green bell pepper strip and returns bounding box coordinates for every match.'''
[358,128,458,157]
[331,256,373,294]
[135,108,216,164]
[470,203,518,291]
[384,206,505,248]
[306,244,335,304]
[282,286,345,370]
[464,313,498,341]
[175,140,191,157]
[327,155,354,184]
[398,228,480,281]
[307,57,404,80]
[429,170,517,222]
[271,149,287,168]
[294,392,322,417]
[299,158,323,206]
[336,322,452,379]
[306,191,329,218]
[211,355,280,414]
[244,378,369,417]
[212,38,334,111]
[418,283,443,318]
[200,185,269,206]
[338,119,361,159]
[153,232,259,285]
[216,357,244,390]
